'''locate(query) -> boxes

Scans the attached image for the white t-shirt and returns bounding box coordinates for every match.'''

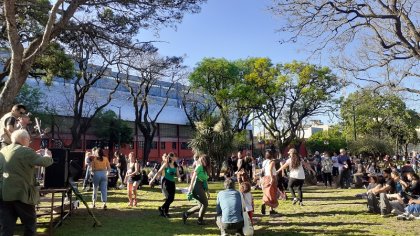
[242,192,253,212]
[262,159,276,176]
[286,158,305,180]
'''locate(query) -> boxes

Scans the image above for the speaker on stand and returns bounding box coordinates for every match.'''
[44,148,69,189]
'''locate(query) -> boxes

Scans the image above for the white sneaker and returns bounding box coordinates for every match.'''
[406,214,416,220]
[391,209,403,215]
[396,213,408,220]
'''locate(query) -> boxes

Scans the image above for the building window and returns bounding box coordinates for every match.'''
[181,142,189,150]
[139,141,144,149]
[159,124,177,137]
[172,142,176,150]
[152,141,158,149]
[161,142,166,149]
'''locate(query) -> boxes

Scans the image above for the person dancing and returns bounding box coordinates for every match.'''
[278,148,315,206]
[183,154,210,225]
[261,150,279,216]
[126,152,141,207]
[91,147,111,209]
[150,153,180,217]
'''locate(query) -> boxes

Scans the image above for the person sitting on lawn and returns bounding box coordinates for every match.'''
[396,198,420,220]
[355,175,379,199]
[216,178,244,236]
[378,171,407,216]
[366,168,395,214]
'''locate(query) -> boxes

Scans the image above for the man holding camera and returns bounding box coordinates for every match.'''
[0,104,27,149]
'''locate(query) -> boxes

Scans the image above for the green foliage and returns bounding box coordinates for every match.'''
[189,58,240,111]
[251,60,342,152]
[14,84,44,113]
[347,136,394,156]
[341,89,419,153]
[32,42,74,84]
[189,114,234,175]
[92,110,133,145]
[306,127,347,154]
[233,130,249,150]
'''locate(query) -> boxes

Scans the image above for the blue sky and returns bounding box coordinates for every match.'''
[139,0,418,115]
[140,0,309,68]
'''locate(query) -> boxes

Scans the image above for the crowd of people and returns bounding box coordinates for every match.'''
[1,104,420,235]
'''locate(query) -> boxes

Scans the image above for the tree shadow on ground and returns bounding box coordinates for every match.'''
[304,196,358,201]
[46,208,221,236]
[280,210,368,217]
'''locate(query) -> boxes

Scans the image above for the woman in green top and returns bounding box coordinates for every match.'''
[183,154,210,225]
[150,153,180,217]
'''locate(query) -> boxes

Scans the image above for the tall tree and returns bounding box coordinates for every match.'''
[65,36,122,150]
[341,89,419,155]
[249,61,342,152]
[121,52,185,165]
[269,0,419,94]
[0,0,207,116]
[92,109,133,153]
[188,58,260,132]
[181,85,217,130]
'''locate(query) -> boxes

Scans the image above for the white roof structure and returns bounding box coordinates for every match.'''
[26,76,190,125]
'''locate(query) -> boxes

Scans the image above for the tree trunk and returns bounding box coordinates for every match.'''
[142,137,152,167]
[0,69,29,116]
[216,162,222,180]
[70,118,82,150]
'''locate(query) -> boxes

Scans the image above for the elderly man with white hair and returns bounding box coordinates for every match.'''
[0,129,53,236]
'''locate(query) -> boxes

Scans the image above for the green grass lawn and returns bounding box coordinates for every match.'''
[32,182,419,236]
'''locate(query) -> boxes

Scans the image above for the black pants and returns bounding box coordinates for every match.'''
[117,168,127,185]
[323,172,332,187]
[161,178,175,213]
[0,201,36,236]
[186,181,208,221]
[288,178,304,202]
[340,169,351,188]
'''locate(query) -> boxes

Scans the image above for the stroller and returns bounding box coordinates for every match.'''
[107,165,118,189]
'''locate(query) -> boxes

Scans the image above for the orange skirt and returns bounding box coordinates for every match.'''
[262,176,279,208]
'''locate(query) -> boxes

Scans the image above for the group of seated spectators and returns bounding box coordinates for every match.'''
[364,167,420,220]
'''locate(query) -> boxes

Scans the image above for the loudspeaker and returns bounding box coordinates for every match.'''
[69,151,85,182]
[44,148,69,189]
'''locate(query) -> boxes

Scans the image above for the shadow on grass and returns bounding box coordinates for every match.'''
[281,210,368,217]
[257,225,375,236]
[304,196,358,201]
[49,208,221,236]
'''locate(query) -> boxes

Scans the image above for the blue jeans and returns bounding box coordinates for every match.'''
[92,171,108,203]
[406,204,420,216]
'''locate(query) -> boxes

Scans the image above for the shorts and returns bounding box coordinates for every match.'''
[128,174,141,184]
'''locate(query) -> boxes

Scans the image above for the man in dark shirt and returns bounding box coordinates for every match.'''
[367,168,395,214]
[337,149,350,188]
